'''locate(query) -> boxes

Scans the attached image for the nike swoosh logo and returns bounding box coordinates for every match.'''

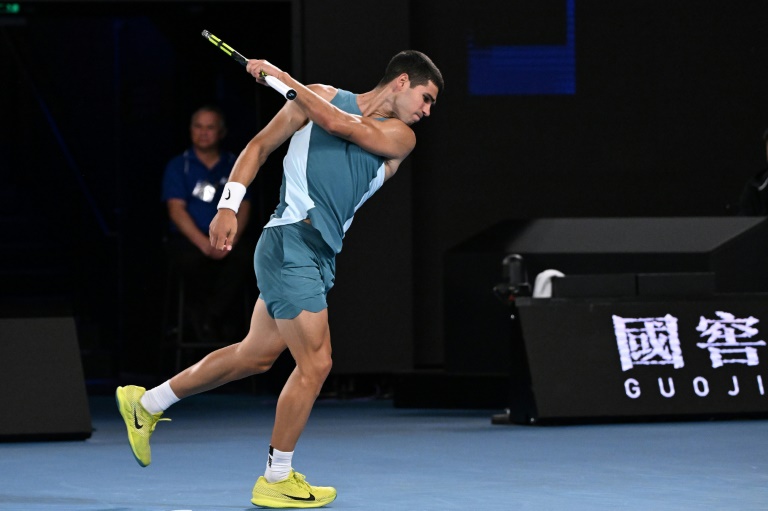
[225,189,231,200]
[133,407,144,429]
[282,493,315,502]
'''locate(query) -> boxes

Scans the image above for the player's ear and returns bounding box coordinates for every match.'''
[394,73,409,91]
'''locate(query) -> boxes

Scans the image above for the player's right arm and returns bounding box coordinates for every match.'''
[209,101,308,251]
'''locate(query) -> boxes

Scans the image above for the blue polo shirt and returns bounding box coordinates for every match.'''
[161,148,248,233]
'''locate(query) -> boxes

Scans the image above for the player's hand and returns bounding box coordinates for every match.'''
[207,247,229,260]
[246,59,283,84]
[209,209,238,252]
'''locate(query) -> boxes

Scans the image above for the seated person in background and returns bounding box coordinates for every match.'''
[738,128,768,215]
[162,105,253,342]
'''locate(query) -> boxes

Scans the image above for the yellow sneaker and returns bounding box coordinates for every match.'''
[115,385,170,467]
[251,470,337,508]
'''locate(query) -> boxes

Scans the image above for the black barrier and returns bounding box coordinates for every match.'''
[508,295,768,423]
[445,217,768,375]
[0,317,92,440]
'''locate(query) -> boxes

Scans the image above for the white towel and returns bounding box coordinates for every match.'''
[532,269,565,298]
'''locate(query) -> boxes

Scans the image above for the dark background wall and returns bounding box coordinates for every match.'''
[2,1,768,383]
[1,1,293,380]
[409,0,768,366]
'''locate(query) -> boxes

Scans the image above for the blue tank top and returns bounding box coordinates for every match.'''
[264,89,386,253]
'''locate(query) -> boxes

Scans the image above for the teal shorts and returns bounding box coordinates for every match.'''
[254,221,336,319]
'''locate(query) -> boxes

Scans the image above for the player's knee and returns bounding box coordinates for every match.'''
[247,356,275,374]
[233,344,277,375]
[300,355,332,388]
[317,355,333,380]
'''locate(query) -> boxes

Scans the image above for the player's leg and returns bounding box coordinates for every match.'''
[170,297,286,397]
[271,308,332,451]
[116,298,286,467]
[251,308,336,508]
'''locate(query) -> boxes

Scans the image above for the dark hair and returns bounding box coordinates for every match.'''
[191,105,226,130]
[377,50,444,93]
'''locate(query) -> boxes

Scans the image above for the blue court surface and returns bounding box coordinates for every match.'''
[2,392,768,510]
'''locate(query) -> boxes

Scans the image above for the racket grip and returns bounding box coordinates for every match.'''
[263,75,297,101]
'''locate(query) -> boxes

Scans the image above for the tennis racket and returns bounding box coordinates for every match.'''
[201,30,297,101]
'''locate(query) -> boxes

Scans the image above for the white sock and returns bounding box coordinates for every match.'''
[265,445,293,483]
[140,380,180,414]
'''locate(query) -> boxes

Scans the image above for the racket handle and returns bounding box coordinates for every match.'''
[202,30,248,66]
[263,74,297,101]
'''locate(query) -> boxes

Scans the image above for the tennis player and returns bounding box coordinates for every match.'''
[117,49,443,508]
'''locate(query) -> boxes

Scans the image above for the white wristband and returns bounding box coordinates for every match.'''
[217,182,247,213]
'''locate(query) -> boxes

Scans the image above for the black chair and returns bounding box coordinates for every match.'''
[161,240,252,373]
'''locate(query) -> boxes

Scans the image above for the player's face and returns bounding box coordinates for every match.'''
[399,80,439,126]
[190,111,225,151]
